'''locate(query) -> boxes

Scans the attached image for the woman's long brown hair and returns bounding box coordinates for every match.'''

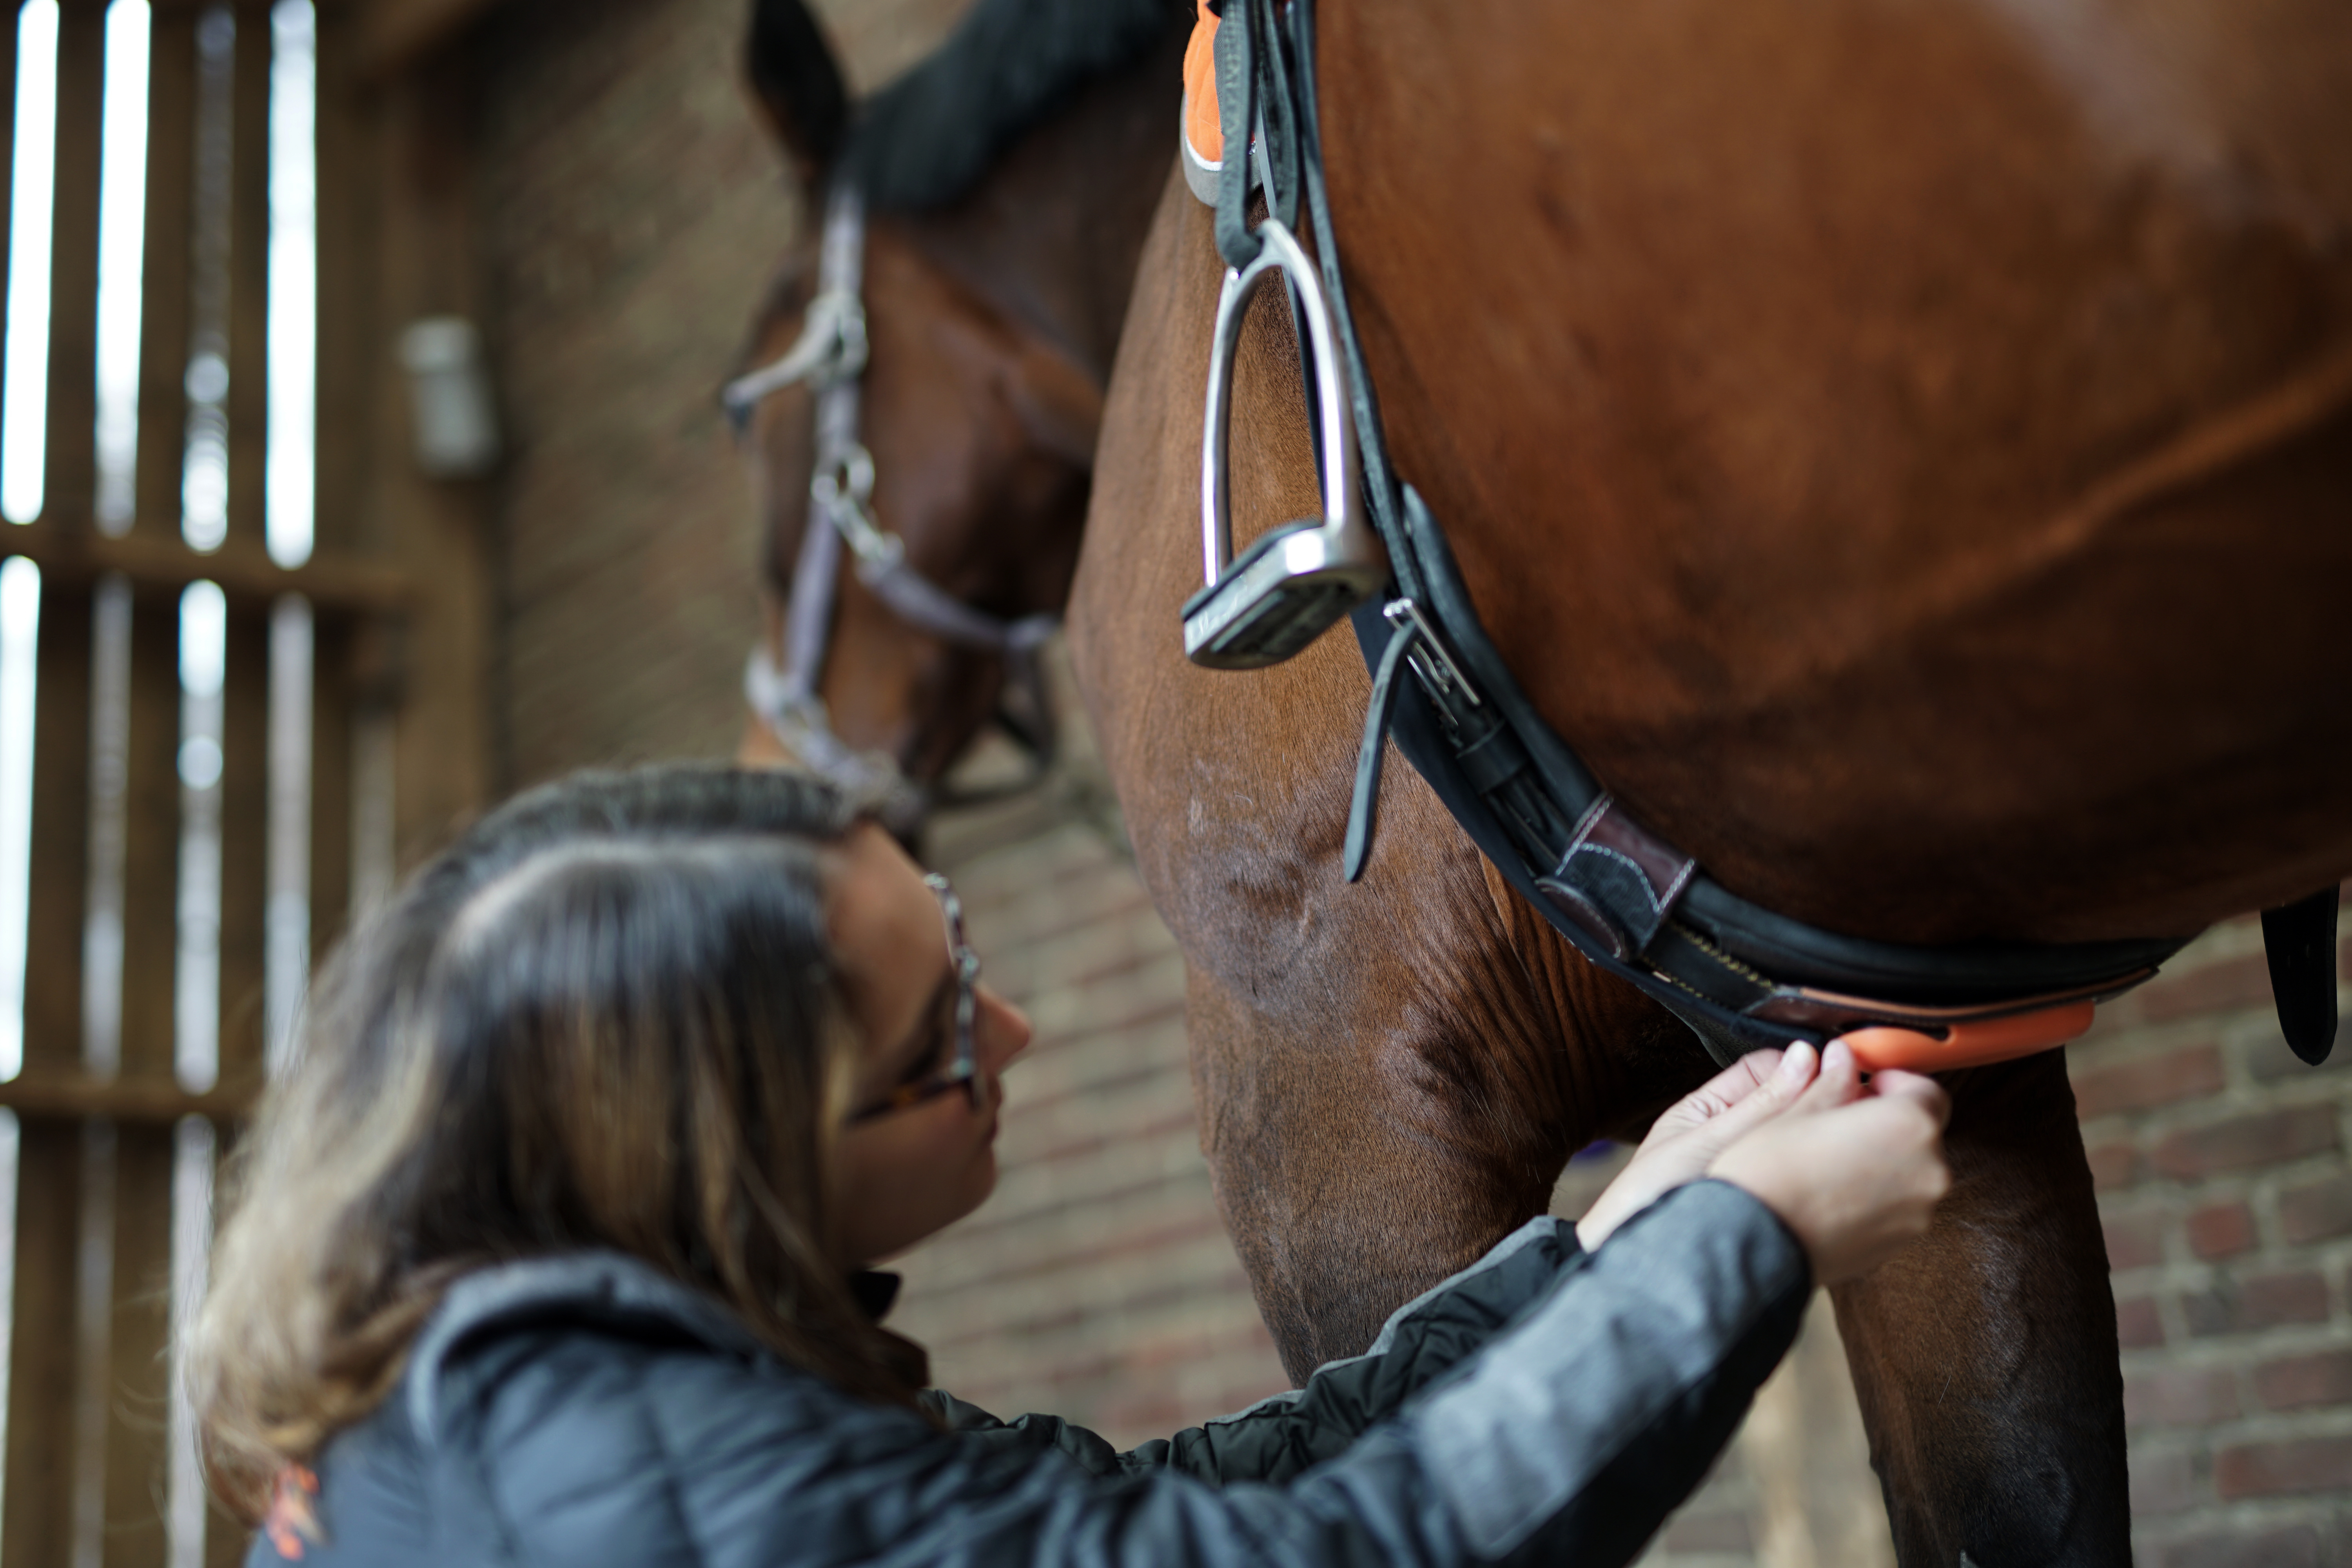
[185,765,925,1520]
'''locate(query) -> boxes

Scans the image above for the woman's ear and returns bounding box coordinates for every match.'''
[746,0,850,192]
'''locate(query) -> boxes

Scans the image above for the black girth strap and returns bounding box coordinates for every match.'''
[2261,889,2339,1065]
[1217,0,2201,1060]
[1344,618,1415,882]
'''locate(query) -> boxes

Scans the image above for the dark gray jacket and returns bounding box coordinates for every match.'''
[259,1180,1806,1567]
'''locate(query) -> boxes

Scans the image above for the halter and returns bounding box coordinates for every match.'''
[726,185,1062,831]
[1181,0,2337,1071]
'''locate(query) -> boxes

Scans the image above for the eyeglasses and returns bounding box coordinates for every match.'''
[848,873,982,1124]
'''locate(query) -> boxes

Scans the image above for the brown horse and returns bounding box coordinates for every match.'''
[1071,1,2352,1563]
[729,0,1185,813]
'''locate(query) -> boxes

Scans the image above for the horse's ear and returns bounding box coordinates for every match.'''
[746,0,849,189]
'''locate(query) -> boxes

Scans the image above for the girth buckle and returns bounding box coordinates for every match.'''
[1184,219,1387,668]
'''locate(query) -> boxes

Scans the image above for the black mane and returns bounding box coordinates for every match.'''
[839,0,1184,211]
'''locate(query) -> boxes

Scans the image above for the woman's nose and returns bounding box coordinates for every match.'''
[976,985,1031,1071]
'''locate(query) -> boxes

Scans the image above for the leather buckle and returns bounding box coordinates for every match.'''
[1534,795,1697,960]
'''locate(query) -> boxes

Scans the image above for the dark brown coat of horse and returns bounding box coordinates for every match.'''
[733,0,1185,790]
[1071,2,2352,1563]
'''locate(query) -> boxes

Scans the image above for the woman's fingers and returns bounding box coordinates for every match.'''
[1705,1067,1954,1285]
[1578,1045,1823,1251]
[1785,1038,1863,1114]
[1690,1043,1816,1136]
[1644,1049,1787,1140]
[1864,1066,1951,1125]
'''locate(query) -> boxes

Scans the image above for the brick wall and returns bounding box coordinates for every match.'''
[466,0,963,793]
[893,793,1290,1442]
[2077,906,2352,1567]
[458,0,2352,1555]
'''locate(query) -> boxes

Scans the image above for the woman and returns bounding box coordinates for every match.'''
[190,763,1949,1567]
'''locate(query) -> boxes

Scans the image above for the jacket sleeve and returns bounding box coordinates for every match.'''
[925,1208,1589,1485]
[460,1178,1807,1568]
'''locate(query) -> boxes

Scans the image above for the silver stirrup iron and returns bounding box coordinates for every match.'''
[1185,219,1387,668]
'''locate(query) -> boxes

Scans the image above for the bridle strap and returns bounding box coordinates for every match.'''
[730,184,1063,821]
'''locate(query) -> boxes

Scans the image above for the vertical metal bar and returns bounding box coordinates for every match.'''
[41,0,103,526]
[91,0,149,533]
[22,580,86,1060]
[2,1116,79,1568]
[213,597,263,1083]
[130,2,191,538]
[68,1113,107,1568]
[303,610,348,970]
[165,1115,212,1568]
[307,0,360,563]
[4,570,89,1568]
[118,593,175,1078]
[177,5,229,551]
[100,1116,169,1568]
[260,594,304,1073]
[222,0,264,551]
[171,581,222,1090]
[0,0,19,340]
[2,1,56,525]
[91,571,173,1568]
[81,573,126,1075]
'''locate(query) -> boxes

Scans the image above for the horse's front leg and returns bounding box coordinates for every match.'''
[1184,964,1575,1381]
[1831,1047,2128,1567]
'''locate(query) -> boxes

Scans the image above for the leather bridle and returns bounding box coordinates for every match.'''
[727,184,1062,832]
[1182,0,2339,1070]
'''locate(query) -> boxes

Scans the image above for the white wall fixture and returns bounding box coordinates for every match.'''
[398,316,501,478]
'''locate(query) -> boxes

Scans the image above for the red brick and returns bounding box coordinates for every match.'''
[2151,1523,2320,1568]
[2254,1349,2352,1412]
[2115,1295,2166,1348]
[2183,1270,2330,1336]
[2215,1436,2352,1499]
[2086,1138,2142,1192]
[2073,1043,2225,1120]
[2102,1208,2169,1270]
[2279,1174,2352,1245]
[2184,1200,2256,1260]
[2151,1105,2339,1179]
[2242,1270,2332,1327]
[2124,1367,2239,1427]
[2138,953,2280,1022]
[2248,1029,2329,1082]
[2127,1447,2198,1516]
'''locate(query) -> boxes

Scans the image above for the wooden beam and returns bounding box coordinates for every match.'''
[0,524,417,613]
[0,1073,259,1125]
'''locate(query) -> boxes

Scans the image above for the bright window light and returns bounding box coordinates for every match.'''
[0,558,40,1080]
[2,0,61,525]
[266,0,315,567]
[178,581,225,703]
[265,596,310,1073]
[82,577,130,1076]
[94,2,151,534]
[176,582,225,1092]
[166,1114,214,1568]
[182,6,234,552]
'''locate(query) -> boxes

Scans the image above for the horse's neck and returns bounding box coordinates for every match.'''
[904,34,1184,383]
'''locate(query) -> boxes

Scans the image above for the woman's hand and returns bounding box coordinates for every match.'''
[1706,1043,1951,1285]
[1574,1045,1818,1251]
[1575,1040,1953,1285]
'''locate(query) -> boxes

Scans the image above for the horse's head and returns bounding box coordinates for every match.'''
[730,0,1118,818]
